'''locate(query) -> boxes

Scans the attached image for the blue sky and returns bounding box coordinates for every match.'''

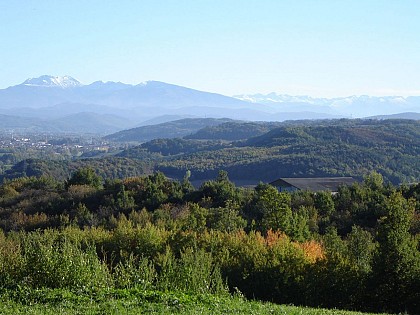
[1,0,419,97]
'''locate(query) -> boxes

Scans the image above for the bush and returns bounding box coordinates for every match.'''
[0,231,24,289]
[157,247,227,295]
[19,230,111,291]
[113,254,156,290]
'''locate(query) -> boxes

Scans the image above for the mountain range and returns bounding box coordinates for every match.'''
[0,75,419,135]
[234,93,420,117]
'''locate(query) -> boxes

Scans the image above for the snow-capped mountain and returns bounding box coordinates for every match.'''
[234,93,336,114]
[234,93,420,117]
[0,75,279,121]
[22,75,82,88]
[234,93,325,105]
[0,75,418,135]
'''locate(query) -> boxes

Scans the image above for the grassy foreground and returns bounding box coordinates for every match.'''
[0,289,387,315]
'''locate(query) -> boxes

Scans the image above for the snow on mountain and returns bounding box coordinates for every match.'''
[22,75,82,88]
[234,93,323,104]
[234,93,336,114]
[1,76,418,119]
[85,80,131,91]
[235,93,412,106]
[234,93,419,117]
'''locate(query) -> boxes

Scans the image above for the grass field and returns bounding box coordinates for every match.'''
[0,289,388,315]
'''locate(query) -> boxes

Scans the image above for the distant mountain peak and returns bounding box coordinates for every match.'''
[136,80,163,87]
[234,93,320,104]
[22,75,82,88]
[87,80,131,90]
[137,80,151,86]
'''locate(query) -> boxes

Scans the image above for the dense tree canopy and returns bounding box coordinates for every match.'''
[0,170,418,313]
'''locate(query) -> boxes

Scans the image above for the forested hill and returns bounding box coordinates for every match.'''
[244,119,420,147]
[104,118,235,142]
[182,119,349,141]
[2,119,419,185]
[154,119,420,184]
[185,121,280,140]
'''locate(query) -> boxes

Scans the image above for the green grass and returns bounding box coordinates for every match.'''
[0,289,388,315]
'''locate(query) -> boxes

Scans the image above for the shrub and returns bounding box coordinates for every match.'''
[113,254,156,290]
[19,230,111,291]
[0,231,24,289]
[157,246,227,295]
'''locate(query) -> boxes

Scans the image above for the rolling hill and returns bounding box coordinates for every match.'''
[185,121,281,140]
[104,118,234,142]
[149,120,420,185]
[3,119,419,186]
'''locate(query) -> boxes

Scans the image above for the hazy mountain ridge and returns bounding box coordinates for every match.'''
[235,93,420,117]
[0,77,258,111]
[0,76,284,127]
[366,112,420,120]
[47,112,136,134]
[0,75,419,135]
[0,112,135,134]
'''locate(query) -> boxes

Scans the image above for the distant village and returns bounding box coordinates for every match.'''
[0,131,123,159]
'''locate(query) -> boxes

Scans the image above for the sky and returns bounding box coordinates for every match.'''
[0,0,419,97]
